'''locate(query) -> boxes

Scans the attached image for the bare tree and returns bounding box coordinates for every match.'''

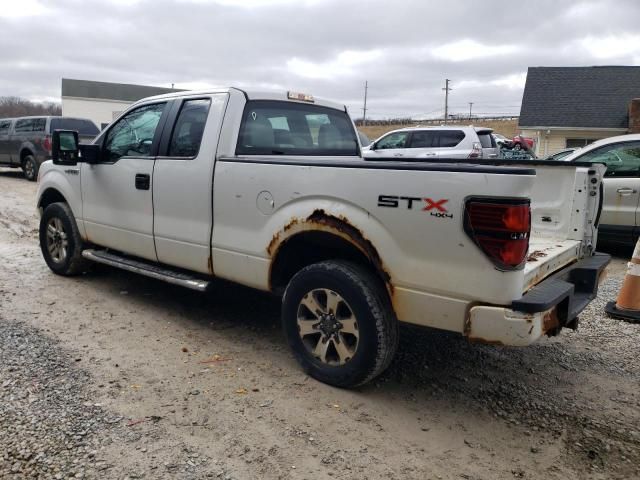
[0,97,61,118]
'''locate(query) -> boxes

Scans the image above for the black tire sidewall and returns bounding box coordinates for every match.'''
[282,263,386,387]
[39,203,81,275]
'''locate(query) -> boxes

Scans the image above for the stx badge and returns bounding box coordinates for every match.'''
[377,195,453,219]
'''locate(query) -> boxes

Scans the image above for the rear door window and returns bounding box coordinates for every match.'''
[409,131,437,148]
[50,118,99,135]
[236,100,358,156]
[168,99,211,157]
[14,118,45,133]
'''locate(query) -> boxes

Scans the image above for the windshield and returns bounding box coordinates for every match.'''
[236,100,358,156]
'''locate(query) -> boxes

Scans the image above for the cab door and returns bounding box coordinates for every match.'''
[152,94,228,273]
[80,101,170,261]
[405,130,439,159]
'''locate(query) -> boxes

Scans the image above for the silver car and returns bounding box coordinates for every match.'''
[564,134,640,247]
[362,126,500,160]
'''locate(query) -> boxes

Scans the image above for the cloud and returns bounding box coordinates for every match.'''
[0,0,639,119]
[0,0,49,18]
[432,39,520,62]
[287,49,383,80]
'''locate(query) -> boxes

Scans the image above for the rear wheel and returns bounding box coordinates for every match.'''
[513,143,522,151]
[282,260,398,388]
[39,202,90,275]
[22,155,38,181]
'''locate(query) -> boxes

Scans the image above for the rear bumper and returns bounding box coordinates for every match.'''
[466,253,610,346]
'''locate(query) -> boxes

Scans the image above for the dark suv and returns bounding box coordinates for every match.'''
[0,116,99,180]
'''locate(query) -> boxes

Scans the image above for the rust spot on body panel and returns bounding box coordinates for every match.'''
[305,209,391,287]
[543,308,560,333]
[527,250,547,262]
[267,209,393,296]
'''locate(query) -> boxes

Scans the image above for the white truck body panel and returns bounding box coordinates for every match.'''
[36,88,608,347]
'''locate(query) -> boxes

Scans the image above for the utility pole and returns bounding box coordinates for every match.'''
[468,102,473,120]
[442,79,451,124]
[171,83,175,89]
[362,81,368,126]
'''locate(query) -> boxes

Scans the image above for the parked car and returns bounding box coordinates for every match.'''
[362,126,500,160]
[37,88,608,387]
[563,134,640,246]
[512,135,535,151]
[0,116,99,180]
[546,147,578,161]
[492,133,513,149]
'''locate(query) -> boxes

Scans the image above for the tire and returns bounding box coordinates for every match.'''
[513,143,522,151]
[39,202,90,276]
[22,155,38,181]
[282,260,398,388]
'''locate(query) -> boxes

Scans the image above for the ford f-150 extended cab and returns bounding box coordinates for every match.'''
[36,88,609,388]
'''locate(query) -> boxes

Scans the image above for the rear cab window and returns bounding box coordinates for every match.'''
[50,118,99,135]
[236,100,358,156]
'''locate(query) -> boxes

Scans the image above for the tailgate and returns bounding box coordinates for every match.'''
[514,162,606,291]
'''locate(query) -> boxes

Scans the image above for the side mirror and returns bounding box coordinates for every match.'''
[52,130,79,165]
[370,142,377,151]
[79,144,102,164]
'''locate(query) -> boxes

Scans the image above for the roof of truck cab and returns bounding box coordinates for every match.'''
[137,87,347,112]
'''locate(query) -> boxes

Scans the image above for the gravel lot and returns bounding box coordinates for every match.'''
[0,168,638,479]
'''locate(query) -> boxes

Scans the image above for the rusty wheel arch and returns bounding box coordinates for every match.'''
[268,209,392,296]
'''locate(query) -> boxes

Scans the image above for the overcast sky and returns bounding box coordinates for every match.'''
[1,0,639,119]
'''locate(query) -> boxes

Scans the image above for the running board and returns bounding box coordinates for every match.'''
[81,249,211,292]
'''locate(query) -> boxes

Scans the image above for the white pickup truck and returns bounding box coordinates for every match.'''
[36,88,609,387]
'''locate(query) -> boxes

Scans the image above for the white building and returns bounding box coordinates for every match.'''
[61,78,182,130]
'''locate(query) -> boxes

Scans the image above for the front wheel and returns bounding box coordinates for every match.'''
[39,202,90,275]
[282,261,398,388]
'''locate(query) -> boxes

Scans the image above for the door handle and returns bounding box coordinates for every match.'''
[617,187,636,196]
[135,173,150,190]
[393,153,404,157]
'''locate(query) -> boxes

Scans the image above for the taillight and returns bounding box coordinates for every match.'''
[43,135,52,154]
[464,198,531,270]
[468,141,482,159]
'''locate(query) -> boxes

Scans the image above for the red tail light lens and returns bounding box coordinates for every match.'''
[43,135,52,154]
[464,199,531,270]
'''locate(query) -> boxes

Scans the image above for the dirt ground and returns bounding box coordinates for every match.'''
[0,167,638,480]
